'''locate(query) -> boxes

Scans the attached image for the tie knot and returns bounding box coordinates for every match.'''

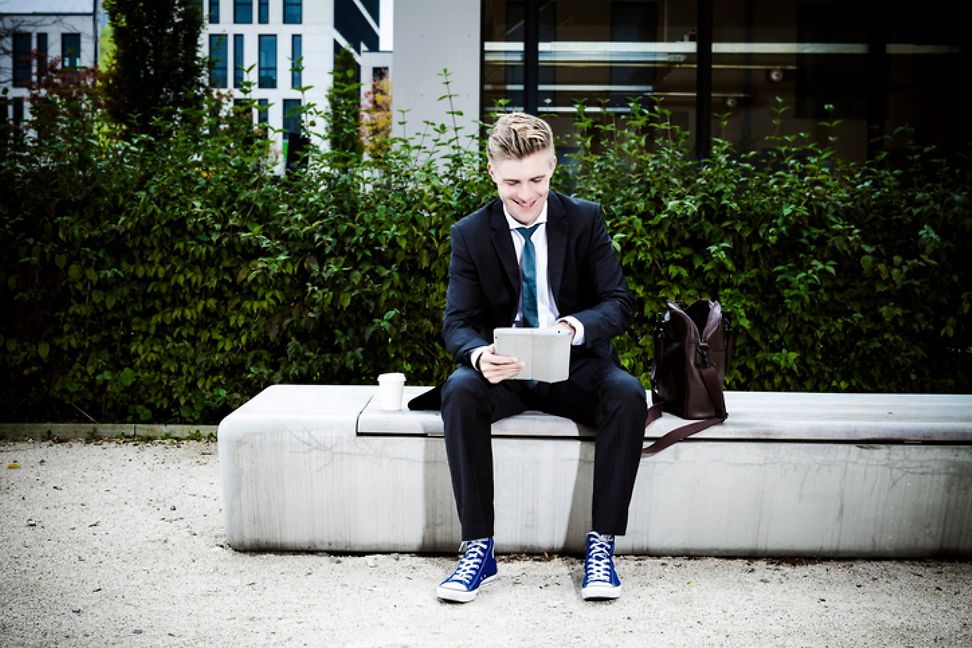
[517,224,541,241]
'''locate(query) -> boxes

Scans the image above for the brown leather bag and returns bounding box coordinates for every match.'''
[643,299,733,455]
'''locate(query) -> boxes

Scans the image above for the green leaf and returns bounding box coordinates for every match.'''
[118,368,136,387]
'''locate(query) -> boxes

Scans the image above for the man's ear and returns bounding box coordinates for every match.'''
[487,161,495,181]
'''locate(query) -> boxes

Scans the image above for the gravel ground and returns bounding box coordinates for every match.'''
[1,439,970,648]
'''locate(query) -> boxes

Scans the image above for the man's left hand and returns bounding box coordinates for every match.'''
[553,320,575,341]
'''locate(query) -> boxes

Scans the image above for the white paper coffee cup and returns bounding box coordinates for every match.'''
[377,372,406,411]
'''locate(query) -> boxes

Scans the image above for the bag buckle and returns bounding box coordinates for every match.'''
[697,342,711,368]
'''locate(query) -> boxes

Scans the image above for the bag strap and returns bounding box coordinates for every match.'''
[642,366,727,455]
[702,364,727,419]
[642,412,723,455]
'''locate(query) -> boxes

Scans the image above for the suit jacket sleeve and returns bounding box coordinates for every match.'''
[566,203,635,348]
[442,222,491,365]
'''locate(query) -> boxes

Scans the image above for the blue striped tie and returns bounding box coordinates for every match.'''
[517,224,541,328]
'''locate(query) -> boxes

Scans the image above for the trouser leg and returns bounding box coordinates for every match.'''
[538,358,648,536]
[440,365,527,540]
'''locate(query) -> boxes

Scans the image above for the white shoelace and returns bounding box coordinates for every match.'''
[585,533,615,582]
[448,539,490,585]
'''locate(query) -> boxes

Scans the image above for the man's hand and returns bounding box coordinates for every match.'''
[553,320,576,341]
[477,345,526,384]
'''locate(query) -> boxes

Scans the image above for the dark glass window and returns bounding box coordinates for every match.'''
[209,34,228,88]
[283,0,302,24]
[259,0,269,23]
[257,98,269,126]
[13,97,25,124]
[36,33,48,82]
[235,0,252,23]
[233,34,245,88]
[259,35,277,88]
[483,0,697,150]
[709,0,970,160]
[291,35,302,88]
[61,33,81,69]
[209,0,219,23]
[13,33,31,86]
[484,0,972,161]
[282,98,301,136]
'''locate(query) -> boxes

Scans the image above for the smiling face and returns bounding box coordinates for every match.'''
[487,150,557,226]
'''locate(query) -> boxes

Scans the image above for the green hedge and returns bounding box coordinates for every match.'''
[2,83,969,424]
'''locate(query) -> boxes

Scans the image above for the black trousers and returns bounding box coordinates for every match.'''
[440,356,648,541]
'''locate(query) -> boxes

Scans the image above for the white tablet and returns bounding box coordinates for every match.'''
[493,327,571,383]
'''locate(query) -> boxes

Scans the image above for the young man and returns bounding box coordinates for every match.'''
[436,112,647,603]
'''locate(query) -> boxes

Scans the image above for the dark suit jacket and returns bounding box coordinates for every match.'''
[442,191,635,368]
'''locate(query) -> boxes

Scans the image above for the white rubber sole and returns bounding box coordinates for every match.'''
[581,582,622,601]
[436,573,497,603]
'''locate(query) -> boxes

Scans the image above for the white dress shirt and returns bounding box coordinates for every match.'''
[470,201,586,372]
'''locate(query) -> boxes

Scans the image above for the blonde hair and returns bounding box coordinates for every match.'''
[486,112,555,162]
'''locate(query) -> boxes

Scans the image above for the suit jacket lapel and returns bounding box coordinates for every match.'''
[489,200,520,295]
[546,192,568,301]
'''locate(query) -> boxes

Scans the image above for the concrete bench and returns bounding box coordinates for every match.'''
[217,385,972,557]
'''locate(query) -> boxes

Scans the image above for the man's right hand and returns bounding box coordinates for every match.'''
[477,344,526,384]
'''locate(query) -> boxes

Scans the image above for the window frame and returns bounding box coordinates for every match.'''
[209,33,229,88]
[233,34,245,88]
[258,34,278,89]
[283,0,302,25]
[13,32,32,87]
[291,34,302,89]
[234,0,253,24]
[61,33,81,69]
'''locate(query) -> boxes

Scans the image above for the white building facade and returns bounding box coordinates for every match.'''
[194,0,383,161]
[1,0,383,152]
[0,1,102,124]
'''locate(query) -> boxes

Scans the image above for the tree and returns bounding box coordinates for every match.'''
[101,0,205,133]
[361,76,392,156]
[327,46,363,162]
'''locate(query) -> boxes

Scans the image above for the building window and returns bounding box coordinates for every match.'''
[258,35,277,88]
[282,98,301,135]
[13,33,31,86]
[209,0,219,23]
[234,0,252,23]
[233,34,245,88]
[12,97,25,125]
[283,0,301,24]
[61,33,81,69]
[259,0,269,23]
[209,34,228,88]
[37,33,48,82]
[291,35,302,89]
[484,0,969,162]
[257,98,269,129]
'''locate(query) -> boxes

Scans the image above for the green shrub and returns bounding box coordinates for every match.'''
[1,79,969,424]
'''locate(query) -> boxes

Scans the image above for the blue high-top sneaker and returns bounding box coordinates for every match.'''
[581,531,621,600]
[436,537,498,603]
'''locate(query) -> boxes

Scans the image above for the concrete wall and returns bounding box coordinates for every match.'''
[392,0,481,143]
[219,386,972,557]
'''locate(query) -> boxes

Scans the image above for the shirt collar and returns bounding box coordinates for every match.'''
[503,199,549,231]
